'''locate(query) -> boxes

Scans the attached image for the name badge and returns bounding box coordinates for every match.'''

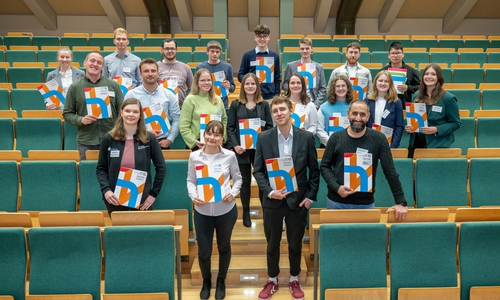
[110,150,120,157]
[123,67,131,73]
[382,109,390,119]
[250,61,258,67]
[108,91,115,97]
[261,120,266,127]
[432,105,443,113]
[356,148,369,154]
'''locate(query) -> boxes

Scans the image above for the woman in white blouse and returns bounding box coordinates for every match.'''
[284,72,318,134]
[187,120,242,300]
[45,47,85,110]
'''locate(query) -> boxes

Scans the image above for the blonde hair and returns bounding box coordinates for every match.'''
[56,47,73,60]
[367,70,398,102]
[113,28,129,39]
[190,68,218,105]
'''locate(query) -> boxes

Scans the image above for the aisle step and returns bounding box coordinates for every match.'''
[236,198,263,220]
[190,254,307,286]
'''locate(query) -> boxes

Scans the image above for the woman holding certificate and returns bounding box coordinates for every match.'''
[405,64,461,158]
[187,120,242,300]
[316,75,354,146]
[179,68,227,151]
[365,70,404,148]
[226,73,273,227]
[96,98,166,215]
[45,47,85,110]
[285,73,318,134]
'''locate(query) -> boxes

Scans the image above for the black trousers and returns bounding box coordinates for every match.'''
[195,205,238,280]
[263,200,307,278]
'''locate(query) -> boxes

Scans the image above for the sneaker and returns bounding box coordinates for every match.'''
[258,280,279,300]
[289,280,304,300]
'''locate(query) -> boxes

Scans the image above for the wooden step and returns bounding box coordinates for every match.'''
[210,219,291,255]
[190,254,307,286]
[236,198,263,220]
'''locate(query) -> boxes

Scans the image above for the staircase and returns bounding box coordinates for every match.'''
[189,185,309,288]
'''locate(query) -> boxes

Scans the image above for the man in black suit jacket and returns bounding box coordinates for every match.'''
[253,96,319,300]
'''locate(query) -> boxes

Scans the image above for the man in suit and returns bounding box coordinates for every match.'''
[282,37,327,108]
[253,96,319,300]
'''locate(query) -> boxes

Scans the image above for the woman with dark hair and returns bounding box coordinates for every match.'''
[365,70,404,148]
[284,72,318,134]
[96,98,166,215]
[405,64,461,158]
[187,120,242,300]
[316,75,354,146]
[179,68,227,151]
[226,73,273,227]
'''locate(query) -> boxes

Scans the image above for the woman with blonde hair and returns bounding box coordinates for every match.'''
[179,68,227,150]
[96,98,166,215]
[365,70,404,148]
[45,47,85,110]
[226,73,273,227]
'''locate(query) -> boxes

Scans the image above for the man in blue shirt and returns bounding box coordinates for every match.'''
[238,24,281,100]
[125,58,180,149]
[102,28,142,88]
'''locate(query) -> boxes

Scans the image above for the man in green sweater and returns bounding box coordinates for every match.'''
[63,51,124,160]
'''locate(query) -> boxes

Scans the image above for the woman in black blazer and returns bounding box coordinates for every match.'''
[226,73,273,227]
[45,47,85,110]
[365,70,404,148]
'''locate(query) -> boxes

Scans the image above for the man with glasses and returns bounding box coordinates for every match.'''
[326,42,372,97]
[158,38,194,108]
[282,37,327,108]
[238,24,281,100]
[380,41,420,105]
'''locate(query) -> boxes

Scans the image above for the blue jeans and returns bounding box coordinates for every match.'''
[327,198,375,209]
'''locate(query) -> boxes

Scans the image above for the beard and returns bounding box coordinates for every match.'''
[350,119,366,133]
[347,57,358,65]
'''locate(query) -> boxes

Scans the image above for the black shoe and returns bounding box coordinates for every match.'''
[243,208,251,228]
[215,277,226,299]
[200,279,211,300]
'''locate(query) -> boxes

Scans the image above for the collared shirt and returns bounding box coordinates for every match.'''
[125,85,181,142]
[59,68,73,96]
[102,50,142,88]
[254,46,269,54]
[187,147,242,217]
[327,61,373,96]
[277,125,294,157]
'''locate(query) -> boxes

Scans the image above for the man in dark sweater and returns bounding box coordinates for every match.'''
[380,41,420,106]
[320,100,408,220]
[238,24,281,100]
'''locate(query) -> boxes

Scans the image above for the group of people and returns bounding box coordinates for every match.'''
[45,24,461,300]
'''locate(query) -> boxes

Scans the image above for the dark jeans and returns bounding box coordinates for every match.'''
[195,205,238,280]
[263,200,307,278]
[77,143,100,161]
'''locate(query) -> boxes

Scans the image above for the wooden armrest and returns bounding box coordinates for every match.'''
[111,210,175,226]
[38,211,104,226]
[470,286,500,299]
[26,295,93,300]
[325,288,387,300]
[102,293,169,300]
[398,287,459,299]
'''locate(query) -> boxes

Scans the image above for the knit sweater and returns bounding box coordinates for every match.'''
[320,128,406,205]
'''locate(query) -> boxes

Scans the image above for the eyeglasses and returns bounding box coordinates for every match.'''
[163,47,177,51]
[256,35,269,40]
[390,52,403,56]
